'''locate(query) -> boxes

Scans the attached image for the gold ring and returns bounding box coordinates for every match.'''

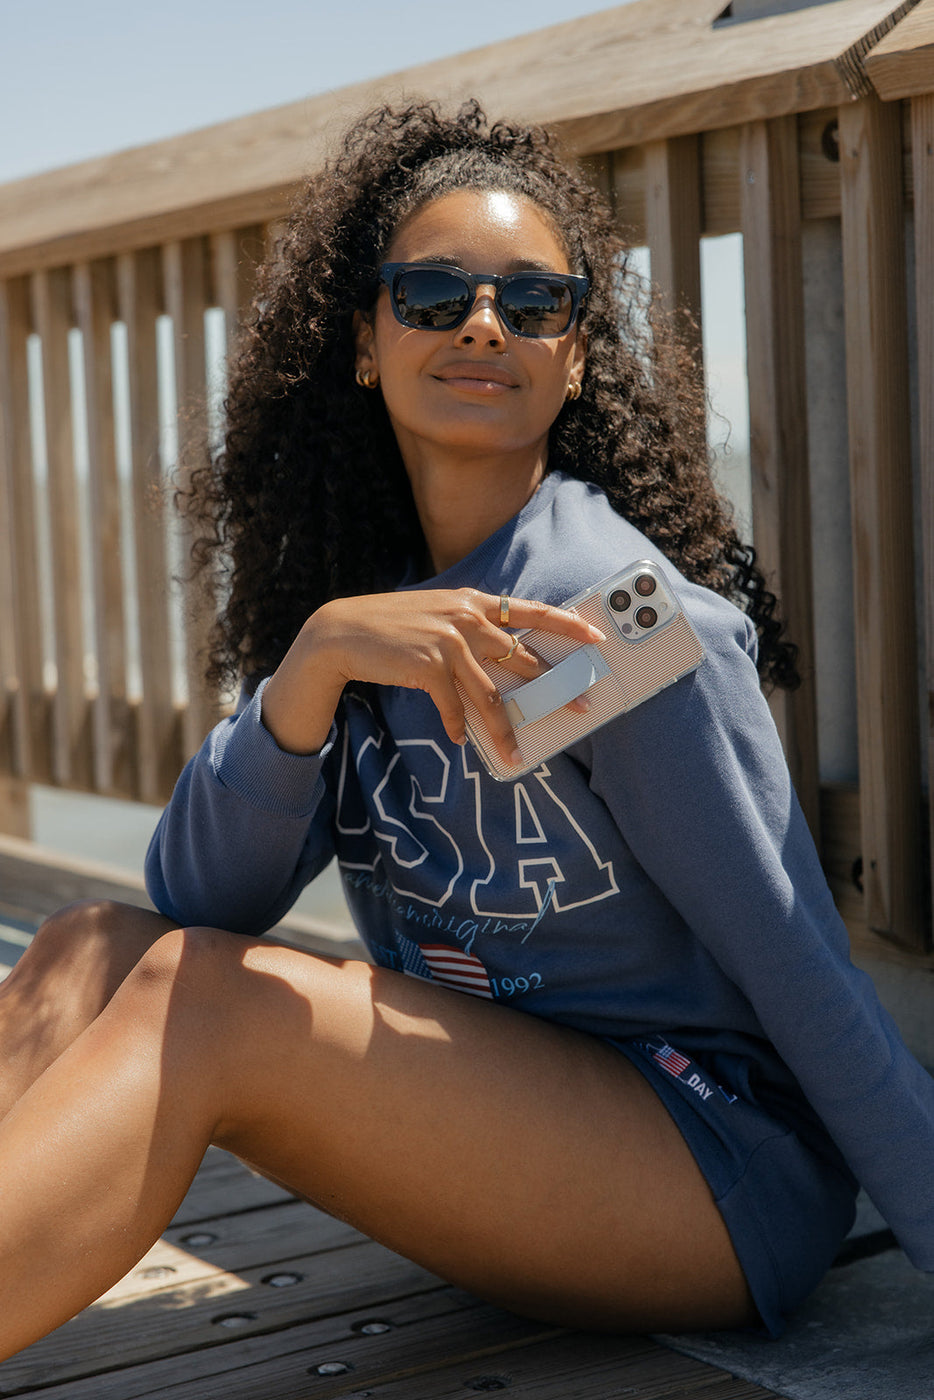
[495,634,519,663]
[499,593,510,626]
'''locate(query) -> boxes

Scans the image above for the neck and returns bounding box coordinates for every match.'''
[405,446,547,576]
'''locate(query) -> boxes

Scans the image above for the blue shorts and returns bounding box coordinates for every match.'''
[613,1036,859,1337]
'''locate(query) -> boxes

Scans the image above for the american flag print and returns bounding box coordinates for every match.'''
[652,1043,691,1078]
[419,944,494,999]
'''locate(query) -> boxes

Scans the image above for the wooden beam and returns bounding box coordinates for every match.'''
[865,0,934,98]
[839,93,925,949]
[0,1,917,277]
[913,92,934,949]
[740,115,821,842]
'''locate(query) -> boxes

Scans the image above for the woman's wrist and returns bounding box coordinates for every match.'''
[260,611,348,755]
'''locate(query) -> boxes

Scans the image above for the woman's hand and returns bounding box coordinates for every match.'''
[260,588,605,766]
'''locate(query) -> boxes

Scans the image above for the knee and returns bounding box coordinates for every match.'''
[126,925,256,1015]
[29,899,135,966]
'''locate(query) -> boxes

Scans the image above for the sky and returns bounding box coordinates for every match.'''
[1,0,639,185]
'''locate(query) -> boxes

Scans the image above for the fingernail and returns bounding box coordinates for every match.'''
[509,748,522,765]
[589,627,606,642]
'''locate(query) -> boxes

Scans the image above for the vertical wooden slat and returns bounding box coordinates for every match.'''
[163,237,219,759]
[31,267,91,789]
[0,278,49,788]
[739,115,820,841]
[117,248,179,802]
[74,258,129,795]
[839,94,924,950]
[0,280,33,832]
[913,92,934,949]
[643,135,703,351]
[209,225,262,361]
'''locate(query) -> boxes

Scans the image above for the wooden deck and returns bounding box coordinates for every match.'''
[0,836,784,1400]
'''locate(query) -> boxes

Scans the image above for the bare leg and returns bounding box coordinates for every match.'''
[0,915,757,1360]
[0,901,174,1120]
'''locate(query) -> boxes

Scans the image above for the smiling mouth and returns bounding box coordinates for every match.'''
[433,368,519,391]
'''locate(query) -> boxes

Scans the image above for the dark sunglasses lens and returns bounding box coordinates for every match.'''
[393,268,469,328]
[500,277,575,336]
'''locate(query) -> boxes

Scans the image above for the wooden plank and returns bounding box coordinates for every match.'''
[0,2,918,277]
[740,115,821,841]
[74,258,131,795]
[30,267,92,789]
[162,237,220,761]
[865,0,934,98]
[914,92,934,950]
[208,225,263,362]
[22,1290,497,1400]
[644,135,703,352]
[839,94,925,949]
[295,1329,784,1400]
[117,248,180,802]
[0,1234,440,1393]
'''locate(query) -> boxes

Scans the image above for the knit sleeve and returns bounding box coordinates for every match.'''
[586,588,934,1271]
[144,681,337,935]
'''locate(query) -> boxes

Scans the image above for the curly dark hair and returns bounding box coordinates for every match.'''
[185,99,797,692]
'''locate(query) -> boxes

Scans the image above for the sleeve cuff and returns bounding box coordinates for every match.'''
[209,678,336,818]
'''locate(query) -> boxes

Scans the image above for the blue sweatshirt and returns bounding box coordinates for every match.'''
[146,470,934,1272]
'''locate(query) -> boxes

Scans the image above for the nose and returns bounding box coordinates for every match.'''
[453,285,506,347]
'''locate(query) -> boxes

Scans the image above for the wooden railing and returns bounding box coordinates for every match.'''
[0,0,933,959]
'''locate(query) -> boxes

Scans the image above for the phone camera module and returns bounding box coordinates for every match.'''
[635,605,658,630]
[633,573,656,597]
[608,589,631,613]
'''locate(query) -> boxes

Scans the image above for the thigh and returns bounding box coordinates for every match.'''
[180,936,757,1333]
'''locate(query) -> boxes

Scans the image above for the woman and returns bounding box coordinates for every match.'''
[1,101,931,1358]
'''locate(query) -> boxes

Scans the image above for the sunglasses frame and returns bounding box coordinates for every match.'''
[377,262,590,339]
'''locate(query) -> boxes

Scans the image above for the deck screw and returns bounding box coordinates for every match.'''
[137,1265,177,1280]
[314,1361,355,1376]
[464,1378,511,1391]
[263,1271,304,1287]
[181,1232,218,1247]
[212,1312,258,1328]
[353,1319,393,1334]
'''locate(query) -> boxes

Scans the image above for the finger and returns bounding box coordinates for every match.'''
[453,658,523,768]
[481,594,605,646]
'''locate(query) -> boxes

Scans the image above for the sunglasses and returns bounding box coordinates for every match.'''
[377,262,589,339]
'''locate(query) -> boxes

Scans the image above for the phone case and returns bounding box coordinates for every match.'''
[460,560,705,780]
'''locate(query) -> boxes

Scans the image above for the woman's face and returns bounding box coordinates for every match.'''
[355,189,586,470]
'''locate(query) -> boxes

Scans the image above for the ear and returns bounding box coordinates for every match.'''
[353,309,378,379]
[568,327,587,393]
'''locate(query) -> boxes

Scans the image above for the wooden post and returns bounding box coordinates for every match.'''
[0,279,32,837]
[117,249,180,803]
[163,237,220,760]
[31,268,91,790]
[644,135,703,352]
[913,91,934,950]
[74,258,129,795]
[839,94,924,950]
[740,115,821,842]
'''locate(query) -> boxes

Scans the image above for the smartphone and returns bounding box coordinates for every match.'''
[460,561,705,780]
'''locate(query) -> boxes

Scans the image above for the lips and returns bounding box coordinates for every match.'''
[433,362,519,389]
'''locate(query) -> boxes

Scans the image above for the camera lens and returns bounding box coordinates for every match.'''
[634,573,656,597]
[635,605,658,629]
[608,589,631,613]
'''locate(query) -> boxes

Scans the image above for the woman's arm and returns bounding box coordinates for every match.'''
[587,587,934,1271]
[147,587,603,934]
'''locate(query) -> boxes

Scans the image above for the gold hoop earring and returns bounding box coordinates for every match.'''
[355,368,378,389]
[565,381,582,402]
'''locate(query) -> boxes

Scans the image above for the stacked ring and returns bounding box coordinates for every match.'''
[500,593,510,626]
[496,634,520,663]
